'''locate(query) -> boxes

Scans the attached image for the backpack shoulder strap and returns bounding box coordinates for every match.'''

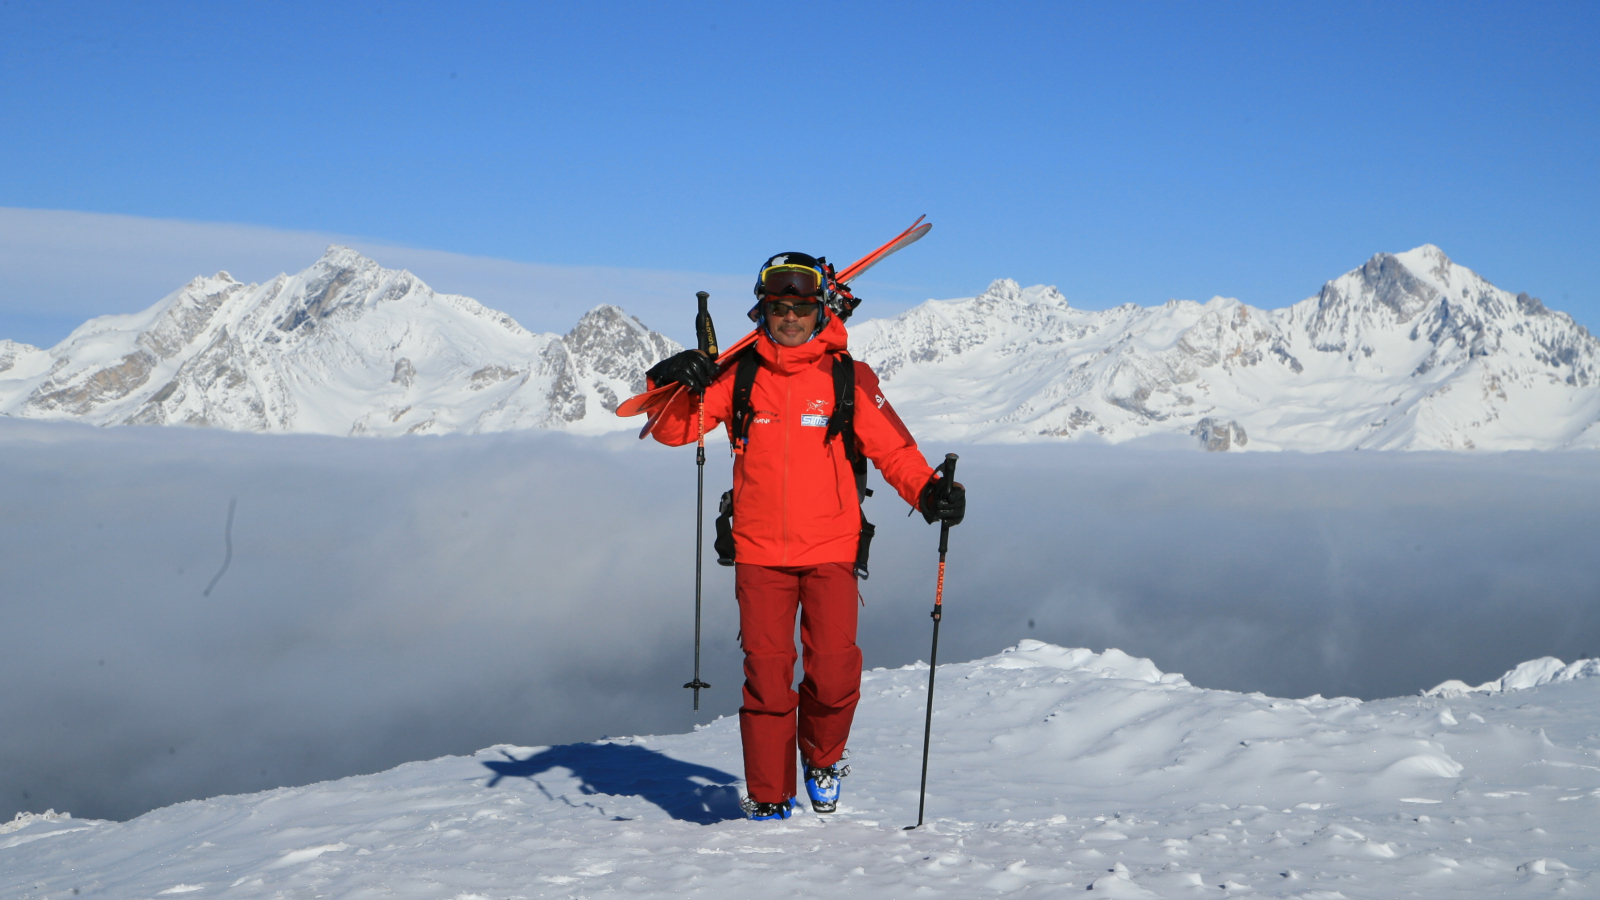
[728,348,761,450]
[824,351,857,462]
[827,353,871,506]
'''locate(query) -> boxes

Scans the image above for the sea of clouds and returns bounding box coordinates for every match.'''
[3,418,1597,823]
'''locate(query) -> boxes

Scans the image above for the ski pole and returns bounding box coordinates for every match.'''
[906,452,958,830]
[683,291,717,710]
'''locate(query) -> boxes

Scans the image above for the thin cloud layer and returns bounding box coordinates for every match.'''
[0,208,749,348]
[2,420,1596,823]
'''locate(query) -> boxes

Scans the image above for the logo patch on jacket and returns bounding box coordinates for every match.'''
[801,399,829,427]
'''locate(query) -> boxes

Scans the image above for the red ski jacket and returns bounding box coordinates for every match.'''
[649,317,935,567]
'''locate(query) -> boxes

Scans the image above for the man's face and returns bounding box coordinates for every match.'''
[765,300,821,347]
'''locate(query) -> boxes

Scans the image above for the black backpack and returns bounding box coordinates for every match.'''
[715,348,876,578]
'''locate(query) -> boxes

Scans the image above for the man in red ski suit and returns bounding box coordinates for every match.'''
[645,252,965,820]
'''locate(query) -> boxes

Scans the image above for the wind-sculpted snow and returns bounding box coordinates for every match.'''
[4,642,1596,898]
[1428,656,1600,696]
[0,246,681,435]
[848,245,1600,450]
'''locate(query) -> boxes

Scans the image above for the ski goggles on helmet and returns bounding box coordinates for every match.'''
[758,264,824,298]
[763,299,822,318]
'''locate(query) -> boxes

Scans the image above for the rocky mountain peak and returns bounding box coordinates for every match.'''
[1393,241,1451,272]
[314,244,378,272]
[1297,245,1502,355]
[847,245,1600,451]
[0,250,679,436]
[269,246,404,335]
[565,304,651,353]
[979,278,1025,304]
[7,244,1598,450]
[561,305,678,391]
[975,278,1070,310]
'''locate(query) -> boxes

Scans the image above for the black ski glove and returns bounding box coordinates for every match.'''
[646,350,717,392]
[918,474,966,526]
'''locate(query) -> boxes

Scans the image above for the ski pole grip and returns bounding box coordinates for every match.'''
[936,454,957,555]
[695,291,718,360]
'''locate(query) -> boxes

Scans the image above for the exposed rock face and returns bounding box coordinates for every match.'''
[847,245,1600,450]
[1193,417,1248,452]
[0,246,680,436]
[28,350,158,415]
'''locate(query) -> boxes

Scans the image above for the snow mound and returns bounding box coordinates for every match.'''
[985,640,1188,685]
[1,809,71,835]
[1426,656,1600,696]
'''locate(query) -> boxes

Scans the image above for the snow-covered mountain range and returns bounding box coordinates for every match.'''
[4,244,1597,449]
[850,245,1600,450]
[0,246,678,436]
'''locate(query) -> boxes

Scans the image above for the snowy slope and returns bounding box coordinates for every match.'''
[0,339,50,380]
[0,247,680,436]
[6,642,1597,898]
[848,246,1600,450]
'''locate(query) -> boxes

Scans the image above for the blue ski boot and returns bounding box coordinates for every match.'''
[805,763,848,813]
[741,796,797,821]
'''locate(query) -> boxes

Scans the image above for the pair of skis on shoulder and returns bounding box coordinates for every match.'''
[614,216,933,439]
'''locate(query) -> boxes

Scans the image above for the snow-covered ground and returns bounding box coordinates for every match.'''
[6,642,1597,899]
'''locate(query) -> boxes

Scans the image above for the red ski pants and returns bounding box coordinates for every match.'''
[735,562,861,804]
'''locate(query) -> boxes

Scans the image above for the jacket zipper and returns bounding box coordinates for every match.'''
[782,363,791,565]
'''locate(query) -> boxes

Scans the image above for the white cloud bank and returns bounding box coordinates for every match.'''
[2,419,1597,823]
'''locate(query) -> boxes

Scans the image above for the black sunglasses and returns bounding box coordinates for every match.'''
[764,300,821,318]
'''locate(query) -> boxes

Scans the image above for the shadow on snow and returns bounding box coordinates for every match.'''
[482,742,743,824]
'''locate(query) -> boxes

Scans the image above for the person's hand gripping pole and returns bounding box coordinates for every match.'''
[683,291,718,710]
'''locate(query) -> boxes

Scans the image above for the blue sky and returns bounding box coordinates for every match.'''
[2,0,1597,347]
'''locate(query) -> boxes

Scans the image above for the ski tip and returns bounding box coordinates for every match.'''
[838,221,934,285]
